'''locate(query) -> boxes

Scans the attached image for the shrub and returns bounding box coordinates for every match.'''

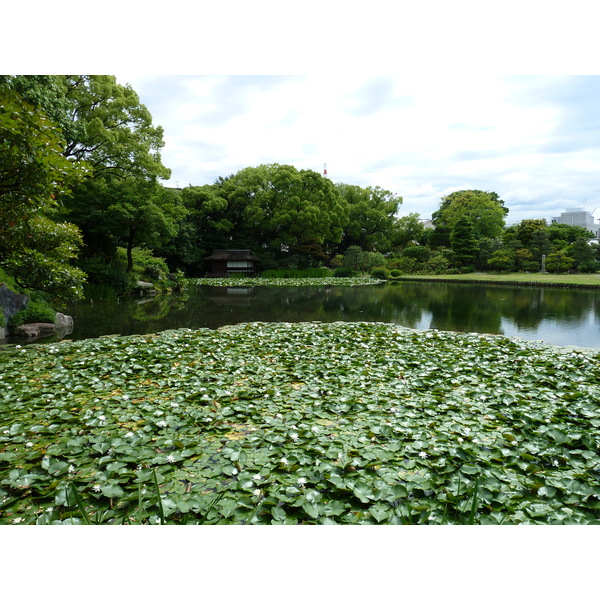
[390,269,402,278]
[371,267,390,280]
[333,267,357,277]
[9,300,55,329]
[261,268,332,279]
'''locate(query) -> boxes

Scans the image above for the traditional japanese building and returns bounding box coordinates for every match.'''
[204,249,258,277]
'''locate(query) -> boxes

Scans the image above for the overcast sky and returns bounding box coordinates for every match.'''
[8,1,600,227]
[115,74,600,225]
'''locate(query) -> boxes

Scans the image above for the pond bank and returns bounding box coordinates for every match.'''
[400,273,600,289]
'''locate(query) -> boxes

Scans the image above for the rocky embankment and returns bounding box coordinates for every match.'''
[0,283,73,343]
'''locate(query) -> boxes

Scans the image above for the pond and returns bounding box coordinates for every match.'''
[27,280,600,349]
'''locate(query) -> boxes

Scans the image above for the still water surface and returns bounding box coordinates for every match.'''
[55,281,600,349]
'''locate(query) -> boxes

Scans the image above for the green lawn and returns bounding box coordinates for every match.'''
[400,272,600,288]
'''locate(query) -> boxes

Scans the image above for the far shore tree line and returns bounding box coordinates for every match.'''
[2,75,600,312]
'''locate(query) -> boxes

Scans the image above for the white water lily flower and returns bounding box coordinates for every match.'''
[166,454,175,463]
[253,489,262,497]
[157,420,167,427]
[311,426,319,432]
[276,413,283,419]
[122,395,130,401]
[98,415,106,421]
[12,517,24,524]
[297,477,307,487]
[125,431,134,438]
[68,464,75,473]
[170,402,179,408]
[93,484,101,492]
[457,437,464,443]
[280,458,289,465]
[290,432,299,441]
[419,451,428,459]
[26,442,33,447]
[252,473,261,481]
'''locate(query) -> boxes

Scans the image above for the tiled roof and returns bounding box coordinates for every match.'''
[205,249,258,261]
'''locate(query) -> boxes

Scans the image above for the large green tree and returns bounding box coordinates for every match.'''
[432,190,508,240]
[335,183,403,253]
[217,164,349,262]
[72,178,186,272]
[1,75,170,181]
[0,87,90,302]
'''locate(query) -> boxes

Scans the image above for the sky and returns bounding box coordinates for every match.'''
[115,74,600,225]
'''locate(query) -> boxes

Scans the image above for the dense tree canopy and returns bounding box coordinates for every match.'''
[0,86,90,302]
[432,189,508,240]
[335,183,403,253]
[1,75,170,181]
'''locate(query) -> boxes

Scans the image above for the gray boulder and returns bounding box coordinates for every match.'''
[13,322,57,338]
[0,283,29,324]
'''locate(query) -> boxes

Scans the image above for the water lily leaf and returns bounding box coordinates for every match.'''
[100,484,125,498]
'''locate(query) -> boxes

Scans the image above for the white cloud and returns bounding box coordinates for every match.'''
[119,74,600,224]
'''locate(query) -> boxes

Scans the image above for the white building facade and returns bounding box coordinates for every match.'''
[551,209,600,238]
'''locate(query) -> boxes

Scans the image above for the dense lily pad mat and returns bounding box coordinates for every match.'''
[1,322,599,524]
[196,276,384,286]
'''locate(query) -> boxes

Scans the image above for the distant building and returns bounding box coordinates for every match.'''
[204,249,258,277]
[551,209,600,238]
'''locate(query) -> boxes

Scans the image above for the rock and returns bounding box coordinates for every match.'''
[0,283,29,324]
[137,280,154,289]
[55,312,74,328]
[13,322,57,338]
[136,280,157,295]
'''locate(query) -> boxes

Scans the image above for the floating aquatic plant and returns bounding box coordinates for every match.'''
[1,322,599,524]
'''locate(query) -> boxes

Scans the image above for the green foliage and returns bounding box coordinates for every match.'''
[432,190,507,240]
[487,248,516,271]
[545,250,575,273]
[450,217,479,267]
[8,299,55,328]
[0,86,90,304]
[371,266,390,280]
[333,267,357,277]
[336,183,403,253]
[342,246,385,273]
[1,322,599,524]
[260,268,332,279]
[389,269,402,278]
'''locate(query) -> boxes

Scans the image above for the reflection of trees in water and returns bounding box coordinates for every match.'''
[498,286,596,330]
[67,282,600,342]
[426,284,502,333]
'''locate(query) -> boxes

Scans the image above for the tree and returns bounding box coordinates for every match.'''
[487,248,516,271]
[80,178,186,272]
[432,190,508,240]
[450,217,479,267]
[514,219,547,247]
[568,239,599,273]
[217,164,349,261]
[0,87,90,302]
[391,213,425,249]
[1,75,170,182]
[547,223,593,246]
[545,250,575,273]
[335,183,403,253]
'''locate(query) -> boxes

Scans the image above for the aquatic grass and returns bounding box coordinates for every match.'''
[1,322,599,524]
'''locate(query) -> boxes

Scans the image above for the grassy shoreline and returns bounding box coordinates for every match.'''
[399,272,600,288]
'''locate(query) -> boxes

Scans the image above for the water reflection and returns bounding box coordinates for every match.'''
[22,281,600,348]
